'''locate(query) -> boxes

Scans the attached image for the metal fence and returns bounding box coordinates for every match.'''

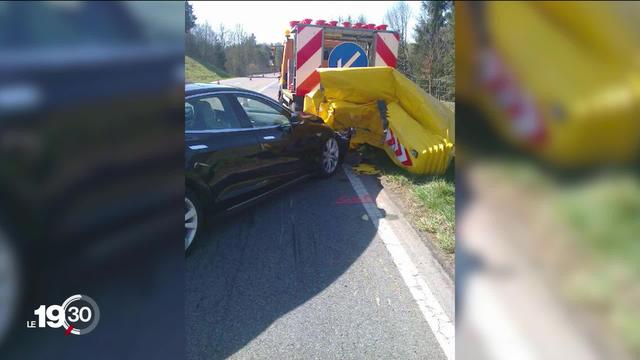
[412,76,455,103]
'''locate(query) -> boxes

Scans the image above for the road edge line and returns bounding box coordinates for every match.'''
[342,165,455,360]
[257,80,277,94]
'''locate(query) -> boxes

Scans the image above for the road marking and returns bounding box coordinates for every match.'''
[467,277,535,360]
[257,80,277,94]
[342,165,454,360]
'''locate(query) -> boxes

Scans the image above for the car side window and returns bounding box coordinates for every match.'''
[236,95,290,128]
[185,95,242,131]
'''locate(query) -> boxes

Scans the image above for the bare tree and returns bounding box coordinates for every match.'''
[384,1,412,74]
[336,14,367,24]
[218,24,227,48]
[336,15,354,24]
[384,1,411,44]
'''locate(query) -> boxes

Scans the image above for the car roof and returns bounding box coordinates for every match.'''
[185,83,232,94]
[185,83,273,100]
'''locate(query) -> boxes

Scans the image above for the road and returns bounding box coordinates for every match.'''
[186,74,454,359]
[218,72,280,99]
[456,165,619,360]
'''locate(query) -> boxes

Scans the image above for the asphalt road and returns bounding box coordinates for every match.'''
[186,74,454,359]
[218,73,281,99]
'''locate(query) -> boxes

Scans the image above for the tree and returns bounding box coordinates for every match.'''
[336,15,368,24]
[411,1,454,100]
[185,0,196,33]
[384,1,412,74]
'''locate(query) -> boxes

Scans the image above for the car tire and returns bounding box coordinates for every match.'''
[185,189,202,255]
[317,136,341,178]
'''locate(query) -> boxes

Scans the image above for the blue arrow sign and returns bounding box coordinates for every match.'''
[328,42,368,68]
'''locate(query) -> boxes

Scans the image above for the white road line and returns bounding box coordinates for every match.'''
[342,165,455,360]
[257,80,277,94]
[467,277,536,360]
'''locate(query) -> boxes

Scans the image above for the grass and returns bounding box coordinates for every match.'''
[414,179,455,252]
[556,173,640,356]
[481,159,640,356]
[358,145,456,255]
[185,56,228,83]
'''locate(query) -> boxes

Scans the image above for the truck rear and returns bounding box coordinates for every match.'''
[278,19,400,111]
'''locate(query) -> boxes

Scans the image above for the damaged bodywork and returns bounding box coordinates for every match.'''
[303,67,455,175]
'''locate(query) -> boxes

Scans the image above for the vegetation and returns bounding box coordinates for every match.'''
[479,159,640,356]
[386,1,455,101]
[185,0,196,33]
[385,172,455,254]
[359,145,455,255]
[185,56,226,83]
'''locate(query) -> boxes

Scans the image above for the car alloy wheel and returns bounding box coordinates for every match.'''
[185,196,198,251]
[322,137,340,174]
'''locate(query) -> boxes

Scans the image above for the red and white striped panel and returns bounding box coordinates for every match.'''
[384,128,412,166]
[295,25,323,96]
[479,50,546,144]
[374,32,399,68]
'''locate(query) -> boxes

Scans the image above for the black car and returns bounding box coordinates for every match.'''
[185,83,351,252]
[0,2,184,354]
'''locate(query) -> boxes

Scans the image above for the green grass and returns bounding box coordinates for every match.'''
[482,159,640,355]
[556,173,640,355]
[414,179,455,252]
[359,145,456,254]
[185,56,227,83]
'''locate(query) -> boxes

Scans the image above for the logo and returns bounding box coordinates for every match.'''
[26,294,100,335]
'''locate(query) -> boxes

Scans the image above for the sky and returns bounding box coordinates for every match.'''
[191,1,423,44]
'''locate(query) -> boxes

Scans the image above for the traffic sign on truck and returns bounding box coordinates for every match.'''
[278,18,400,111]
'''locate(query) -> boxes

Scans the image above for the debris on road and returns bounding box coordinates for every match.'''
[335,194,374,205]
[352,163,381,175]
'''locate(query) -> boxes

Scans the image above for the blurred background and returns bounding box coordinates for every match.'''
[0,1,184,358]
[456,1,640,359]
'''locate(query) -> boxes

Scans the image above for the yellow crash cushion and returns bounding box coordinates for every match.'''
[303,67,454,175]
[466,1,640,167]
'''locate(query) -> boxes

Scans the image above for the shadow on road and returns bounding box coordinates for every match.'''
[185,169,382,359]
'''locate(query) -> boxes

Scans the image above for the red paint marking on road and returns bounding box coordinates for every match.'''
[64,325,74,336]
[335,194,374,205]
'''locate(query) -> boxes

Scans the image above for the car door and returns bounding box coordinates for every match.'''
[232,93,309,187]
[185,92,267,209]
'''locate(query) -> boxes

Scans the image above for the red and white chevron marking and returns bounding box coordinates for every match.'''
[385,128,412,166]
[480,50,546,144]
[295,25,323,96]
[374,32,399,68]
